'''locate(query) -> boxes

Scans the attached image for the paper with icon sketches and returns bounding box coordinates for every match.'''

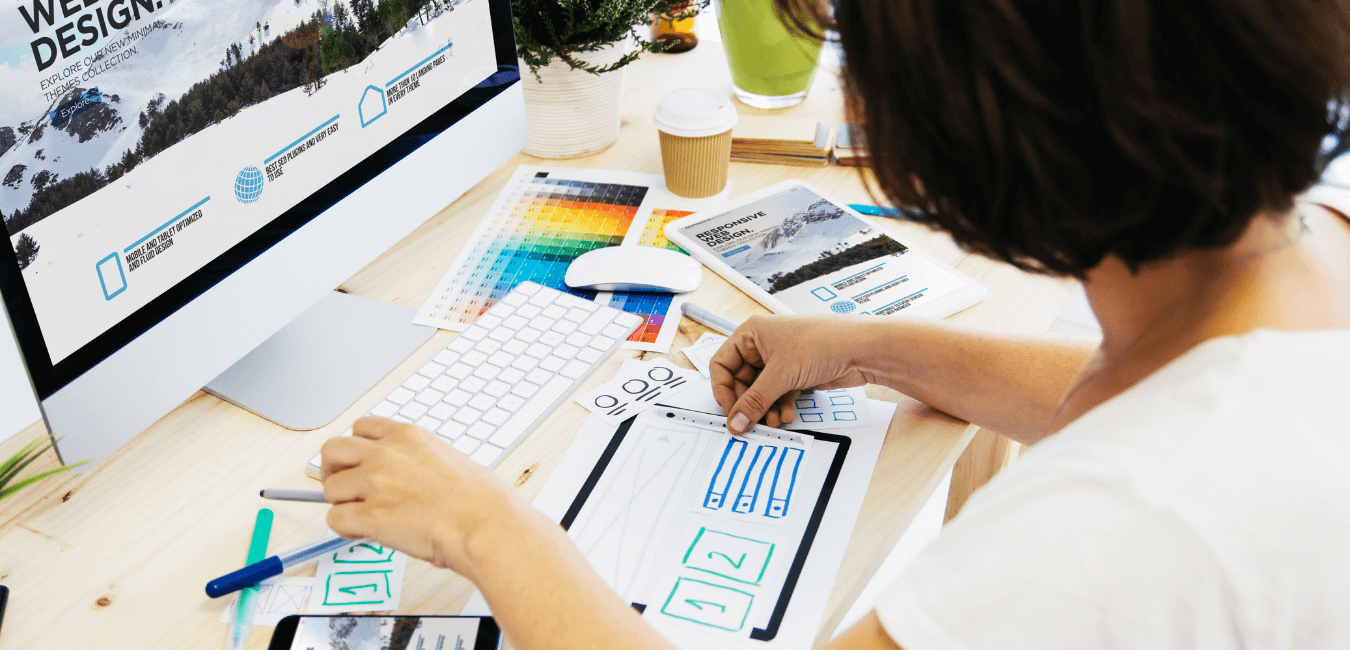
[307,540,408,614]
[781,387,871,430]
[218,577,315,626]
[682,333,727,378]
[575,358,699,424]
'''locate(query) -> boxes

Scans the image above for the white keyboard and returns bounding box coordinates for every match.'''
[306,282,641,477]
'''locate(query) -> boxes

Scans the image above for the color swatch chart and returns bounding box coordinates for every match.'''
[415,169,645,327]
[638,208,694,253]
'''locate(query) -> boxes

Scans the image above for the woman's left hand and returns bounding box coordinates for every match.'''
[320,416,523,580]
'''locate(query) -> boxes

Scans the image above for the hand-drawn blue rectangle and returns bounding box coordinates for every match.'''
[794,398,817,409]
[703,437,747,509]
[828,395,855,406]
[832,411,858,422]
[765,447,804,519]
[733,446,776,514]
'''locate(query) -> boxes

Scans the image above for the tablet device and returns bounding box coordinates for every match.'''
[268,615,501,650]
[663,180,986,318]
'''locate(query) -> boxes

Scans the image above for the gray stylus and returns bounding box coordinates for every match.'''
[259,489,327,503]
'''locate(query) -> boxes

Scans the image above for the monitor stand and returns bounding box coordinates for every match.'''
[204,291,436,430]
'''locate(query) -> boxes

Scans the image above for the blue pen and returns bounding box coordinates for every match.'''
[206,533,357,599]
[848,203,921,220]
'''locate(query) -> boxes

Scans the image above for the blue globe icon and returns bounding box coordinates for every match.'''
[234,166,264,203]
[830,300,857,314]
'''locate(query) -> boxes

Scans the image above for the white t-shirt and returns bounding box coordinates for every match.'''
[875,328,1350,649]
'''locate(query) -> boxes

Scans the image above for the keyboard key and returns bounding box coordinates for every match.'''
[515,328,543,343]
[539,356,566,373]
[483,380,511,397]
[482,408,511,426]
[502,290,530,305]
[602,324,630,339]
[577,347,603,364]
[402,374,432,392]
[415,416,442,431]
[511,355,539,371]
[399,402,429,419]
[437,421,467,439]
[542,305,567,319]
[488,351,515,367]
[467,422,496,440]
[444,389,472,406]
[453,437,481,454]
[498,394,526,411]
[588,336,615,350]
[511,381,540,398]
[510,283,536,297]
[488,328,514,342]
[468,393,496,410]
[462,350,489,366]
[539,331,565,347]
[525,343,552,359]
[503,315,530,330]
[476,314,503,330]
[551,320,578,335]
[447,337,474,353]
[473,339,502,355]
[501,339,529,356]
[460,376,487,393]
[387,388,416,405]
[452,407,483,425]
[529,317,556,332]
[515,304,542,319]
[470,444,504,466]
[528,290,554,307]
[615,313,642,329]
[415,389,445,406]
[561,360,591,379]
[574,299,599,312]
[433,351,461,366]
[525,369,552,385]
[447,363,473,379]
[462,326,490,341]
[564,308,588,323]
[473,364,502,380]
[579,310,617,335]
[392,415,413,424]
[429,403,457,421]
[552,344,579,360]
[430,376,458,393]
[370,400,399,418]
[488,304,515,318]
[489,376,574,448]
[498,368,526,384]
[565,332,592,348]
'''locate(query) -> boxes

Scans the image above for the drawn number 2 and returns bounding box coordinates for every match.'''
[708,551,747,569]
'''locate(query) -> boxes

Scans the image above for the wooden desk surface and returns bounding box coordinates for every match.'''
[0,42,1072,649]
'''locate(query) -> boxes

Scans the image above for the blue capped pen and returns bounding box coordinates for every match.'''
[206,533,358,599]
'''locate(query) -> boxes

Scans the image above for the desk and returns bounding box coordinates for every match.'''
[0,41,1072,649]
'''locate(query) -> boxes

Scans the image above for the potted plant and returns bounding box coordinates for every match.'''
[1,436,86,501]
[513,0,704,158]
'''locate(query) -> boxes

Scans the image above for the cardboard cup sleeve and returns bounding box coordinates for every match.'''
[659,129,733,198]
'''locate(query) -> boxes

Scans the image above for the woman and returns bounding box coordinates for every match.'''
[319,0,1350,647]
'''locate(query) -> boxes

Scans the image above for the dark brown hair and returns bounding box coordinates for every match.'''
[776,0,1350,277]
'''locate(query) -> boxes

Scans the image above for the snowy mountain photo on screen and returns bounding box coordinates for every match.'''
[724,187,908,294]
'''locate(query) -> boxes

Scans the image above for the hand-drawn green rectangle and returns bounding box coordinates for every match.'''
[331,542,397,564]
[322,569,393,606]
[659,577,754,632]
[682,528,775,585]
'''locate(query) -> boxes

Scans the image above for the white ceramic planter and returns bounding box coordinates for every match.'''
[519,42,627,159]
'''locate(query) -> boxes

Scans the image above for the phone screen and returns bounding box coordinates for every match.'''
[270,615,500,650]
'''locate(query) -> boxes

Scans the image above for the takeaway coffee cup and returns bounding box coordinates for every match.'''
[653,88,738,198]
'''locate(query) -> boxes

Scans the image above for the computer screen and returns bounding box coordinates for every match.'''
[1,0,514,398]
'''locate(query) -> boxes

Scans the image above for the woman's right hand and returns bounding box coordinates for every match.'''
[710,315,872,434]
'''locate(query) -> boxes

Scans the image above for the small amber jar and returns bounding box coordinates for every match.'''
[651,3,698,53]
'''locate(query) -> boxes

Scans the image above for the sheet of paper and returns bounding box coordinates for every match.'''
[307,540,408,615]
[682,333,727,378]
[574,358,699,424]
[413,165,729,352]
[695,431,811,526]
[217,577,314,627]
[781,387,872,430]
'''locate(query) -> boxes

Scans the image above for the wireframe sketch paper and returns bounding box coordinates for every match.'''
[307,540,408,615]
[575,358,700,425]
[682,333,728,378]
[218,576,315,627]
[782,387,872,430]
[696,431,811,526]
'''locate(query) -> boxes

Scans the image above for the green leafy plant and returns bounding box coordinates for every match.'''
[0,436,87,501]
[513,0,706,77]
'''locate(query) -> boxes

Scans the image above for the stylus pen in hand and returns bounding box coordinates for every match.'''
[681,302,741,336]
[260,488,327,503]
[206,533,357,598]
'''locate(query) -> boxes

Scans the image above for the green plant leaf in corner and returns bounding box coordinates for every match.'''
[0,436,90,501]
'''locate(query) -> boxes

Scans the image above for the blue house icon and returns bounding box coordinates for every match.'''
[359,85,387,128]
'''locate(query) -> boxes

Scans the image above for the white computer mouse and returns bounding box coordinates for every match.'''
[565,245,703,293]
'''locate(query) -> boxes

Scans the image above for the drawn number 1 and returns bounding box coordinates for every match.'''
[708,551,747,569]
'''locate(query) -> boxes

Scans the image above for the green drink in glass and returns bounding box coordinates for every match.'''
[716,0,824,108]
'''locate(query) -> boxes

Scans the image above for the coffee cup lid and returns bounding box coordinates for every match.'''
[653,88,738,138]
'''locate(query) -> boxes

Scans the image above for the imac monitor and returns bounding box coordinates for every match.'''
[0,0,525,467]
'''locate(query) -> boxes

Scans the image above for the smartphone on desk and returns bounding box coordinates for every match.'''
[269,614,500,650]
